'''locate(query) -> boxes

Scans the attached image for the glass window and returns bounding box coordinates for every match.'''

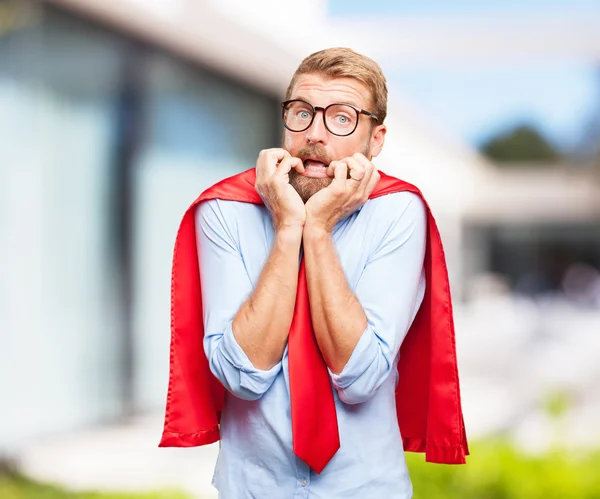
[0,5,127,448]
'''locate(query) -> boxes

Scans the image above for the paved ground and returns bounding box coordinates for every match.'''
[15,415,219,498]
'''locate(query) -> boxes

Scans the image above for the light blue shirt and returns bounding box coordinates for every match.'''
[196,191,427,499]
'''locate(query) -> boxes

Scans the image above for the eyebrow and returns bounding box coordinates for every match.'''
[293,96,361,109]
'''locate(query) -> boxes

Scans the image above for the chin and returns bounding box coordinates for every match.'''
[289,170,332,203]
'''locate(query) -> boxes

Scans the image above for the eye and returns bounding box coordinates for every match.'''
[297,110,311,120]
[333,113,353,125]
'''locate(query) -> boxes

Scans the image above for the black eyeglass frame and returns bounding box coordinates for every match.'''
[281,99,379,137]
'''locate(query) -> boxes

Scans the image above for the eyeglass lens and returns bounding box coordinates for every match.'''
[283,101,357,136]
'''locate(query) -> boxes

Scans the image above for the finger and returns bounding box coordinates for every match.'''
[275,156,303,178]
[344,158,369,196]
[345,156,366,182]
[364,168,380,198]
[257,148,290,181]
[274,156,293,178]
[344,157,370,195]
[352,153,374,184]
[331,160,348,188]
[326,162,336,178]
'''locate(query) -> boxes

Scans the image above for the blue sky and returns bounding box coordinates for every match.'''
[329,0,600,151]
[329,0,600,18]
[389,63,599,149]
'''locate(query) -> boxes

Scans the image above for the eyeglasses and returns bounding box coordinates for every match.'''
[281,99,379,137]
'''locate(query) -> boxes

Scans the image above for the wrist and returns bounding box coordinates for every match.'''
[273,215,305,232]
[303,221,332,241]
[274,225,304,246]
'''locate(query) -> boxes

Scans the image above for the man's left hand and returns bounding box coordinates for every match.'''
[305,153,380,234]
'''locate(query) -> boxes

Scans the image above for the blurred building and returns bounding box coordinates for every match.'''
[1,0,283,454]
[1,0,599,469]
[0,0,481,457]
[464,163,600,299]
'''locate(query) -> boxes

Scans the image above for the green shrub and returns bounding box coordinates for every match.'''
[3,441,600,498]
[407,440,600,499]
[0,472,190,499]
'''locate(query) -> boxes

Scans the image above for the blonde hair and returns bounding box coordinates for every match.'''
[285,47,388,124]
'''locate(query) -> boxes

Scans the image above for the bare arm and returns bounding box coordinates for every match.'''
[231,226,302,369]
[303,154,379,374]
[305,193,427,403]
[231,148,307,370]
[302,225,366,374]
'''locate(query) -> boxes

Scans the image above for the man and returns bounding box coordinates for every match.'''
[160,48,468,498]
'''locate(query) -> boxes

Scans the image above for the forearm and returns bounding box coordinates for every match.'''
[302,224,368,374]
[232,226,303,370]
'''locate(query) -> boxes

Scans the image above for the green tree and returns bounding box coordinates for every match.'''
[480,124,561,163]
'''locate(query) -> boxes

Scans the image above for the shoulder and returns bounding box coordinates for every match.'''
[196,198,269,236]
[357,192,428,261]
[360,191,428,253]
[364,191,427,229]
[197,198,264,221]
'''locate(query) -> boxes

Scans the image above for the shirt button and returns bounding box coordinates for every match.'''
[301,479,307,487]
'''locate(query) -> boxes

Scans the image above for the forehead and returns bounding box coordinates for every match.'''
[290,73,371,108]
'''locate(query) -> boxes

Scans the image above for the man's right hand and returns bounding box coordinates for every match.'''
[255,148,306,231]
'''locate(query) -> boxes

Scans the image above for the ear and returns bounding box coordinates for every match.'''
[369,124,386,158]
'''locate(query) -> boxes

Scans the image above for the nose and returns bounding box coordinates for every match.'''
[305,108,328,145]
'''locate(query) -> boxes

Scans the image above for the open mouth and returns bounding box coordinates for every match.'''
[300,158,329,178]
[302,159,328,169]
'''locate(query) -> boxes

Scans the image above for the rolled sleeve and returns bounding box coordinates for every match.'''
[328,324,392,404]
[329,192,427,405]
[214,320,282,398]
[197,200,282,401]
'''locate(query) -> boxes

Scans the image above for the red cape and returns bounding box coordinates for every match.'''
[159,168,469,464]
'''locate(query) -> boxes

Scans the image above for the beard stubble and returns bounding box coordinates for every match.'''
[286,142,371,203]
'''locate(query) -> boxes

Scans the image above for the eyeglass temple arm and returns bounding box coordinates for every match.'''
[360,109,378,121]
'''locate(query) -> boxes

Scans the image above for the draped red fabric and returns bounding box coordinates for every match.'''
[159,168,469,471]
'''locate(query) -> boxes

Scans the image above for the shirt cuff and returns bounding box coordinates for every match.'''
[328,324,376,390]
[221,320,282,393]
